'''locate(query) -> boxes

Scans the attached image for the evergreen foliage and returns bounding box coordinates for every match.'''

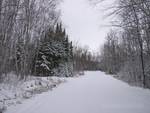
[35,23,73,77]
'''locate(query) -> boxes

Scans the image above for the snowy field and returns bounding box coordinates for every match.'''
[5,71,150,113]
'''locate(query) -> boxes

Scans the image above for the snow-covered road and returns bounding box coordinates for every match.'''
[5,71,150,113]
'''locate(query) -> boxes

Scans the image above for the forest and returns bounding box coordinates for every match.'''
[1,0,150,89]
[99,0,150,88]
[0,0,100,81]
[1,0,150,113]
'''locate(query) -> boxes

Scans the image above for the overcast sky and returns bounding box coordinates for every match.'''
[60,0,113,51]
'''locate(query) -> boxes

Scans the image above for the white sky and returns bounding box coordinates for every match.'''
[60,0,113,52]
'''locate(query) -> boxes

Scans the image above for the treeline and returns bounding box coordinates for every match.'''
[99,0,150,87]
[73,45,100,73]
[0,0,74,79]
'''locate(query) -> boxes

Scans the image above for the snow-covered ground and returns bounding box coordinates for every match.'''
[0,74,66,112]
[5,71,150,113]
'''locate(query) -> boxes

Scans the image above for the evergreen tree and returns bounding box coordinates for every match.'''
[35,24,73,77]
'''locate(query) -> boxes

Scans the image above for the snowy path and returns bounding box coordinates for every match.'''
[5,71,150,113]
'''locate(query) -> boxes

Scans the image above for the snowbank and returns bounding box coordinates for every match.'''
[0,73,66,113]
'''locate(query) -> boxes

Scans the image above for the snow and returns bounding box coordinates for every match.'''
[0,73,66,112]
[41,63,50,71]
[4,71,150,113]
